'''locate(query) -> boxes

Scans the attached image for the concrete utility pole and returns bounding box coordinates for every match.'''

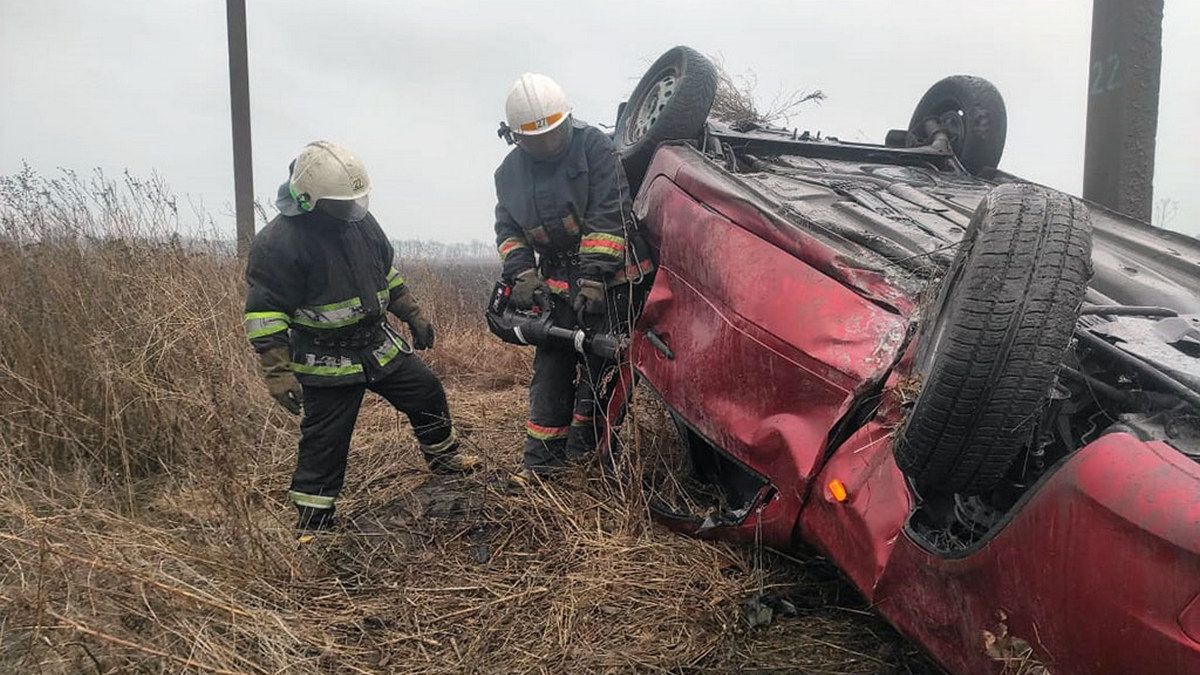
[1082,0,1164,222]
[226,0,255,256]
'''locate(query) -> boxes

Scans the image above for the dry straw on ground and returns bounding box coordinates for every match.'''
[708,54,826,129]
[0,168,933,673]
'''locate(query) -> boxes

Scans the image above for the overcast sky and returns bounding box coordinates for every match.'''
[2,1,1197,241]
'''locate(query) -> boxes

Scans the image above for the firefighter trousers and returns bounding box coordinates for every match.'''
[290,352,454,506]
[523,284,632,471]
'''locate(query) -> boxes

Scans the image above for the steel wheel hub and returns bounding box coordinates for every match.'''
[628,70,678,143]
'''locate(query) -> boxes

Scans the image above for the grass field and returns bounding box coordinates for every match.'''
[0,169,936,673]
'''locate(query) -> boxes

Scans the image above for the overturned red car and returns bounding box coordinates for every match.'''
[599,47,1200,674]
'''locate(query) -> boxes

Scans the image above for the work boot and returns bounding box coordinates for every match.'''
[421,428,481,475]
[562,446,595,467]
[507,465,567,488]
[507,467,536,488]
[423,445,482,475]
[295,504,336,543]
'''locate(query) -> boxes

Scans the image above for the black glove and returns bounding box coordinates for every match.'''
[389,287,435,349]
[259,345,303,415]
[510,270,548,311]
[572,278,606,317]
[407,313,435,350]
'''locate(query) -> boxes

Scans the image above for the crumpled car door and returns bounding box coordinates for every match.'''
[628,176,906,546]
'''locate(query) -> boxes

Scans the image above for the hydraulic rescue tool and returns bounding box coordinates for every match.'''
[485,280,622,361]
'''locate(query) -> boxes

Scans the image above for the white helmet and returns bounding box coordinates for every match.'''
[286,140,371,221]
[505,73,571,136]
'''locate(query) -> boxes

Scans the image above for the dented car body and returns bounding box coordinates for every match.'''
[600,120,1200,673]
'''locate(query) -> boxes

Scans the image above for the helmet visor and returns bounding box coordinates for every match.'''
[515,122,571,161]
[316,195,369,222]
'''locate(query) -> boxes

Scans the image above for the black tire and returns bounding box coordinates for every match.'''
[615,46,717,192]
[908,75,1007,174]
[895,183,1093,496]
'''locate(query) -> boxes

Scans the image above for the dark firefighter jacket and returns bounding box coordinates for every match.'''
[244,209,413,387]
[493,119,653,296]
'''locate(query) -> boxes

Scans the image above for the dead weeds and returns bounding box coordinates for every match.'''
[0,168,935,672]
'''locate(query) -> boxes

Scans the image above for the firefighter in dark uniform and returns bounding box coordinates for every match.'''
[245,140,480,537]
[493,74,654,483]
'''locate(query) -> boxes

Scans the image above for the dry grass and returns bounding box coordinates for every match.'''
[0,167,934,673]
[709,54,826,130]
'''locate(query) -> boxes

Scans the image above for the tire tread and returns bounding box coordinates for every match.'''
[896,183,1093,495]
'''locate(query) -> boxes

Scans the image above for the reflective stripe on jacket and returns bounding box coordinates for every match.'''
[493,119,653,292]
[243,210,412,386]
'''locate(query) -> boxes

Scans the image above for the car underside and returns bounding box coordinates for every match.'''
[597,47,1200,674]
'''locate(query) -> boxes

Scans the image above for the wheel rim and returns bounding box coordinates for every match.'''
[627,68,678,143]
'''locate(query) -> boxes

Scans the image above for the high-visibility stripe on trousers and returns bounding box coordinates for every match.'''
[291,353,454,504]
[522,285,632,472]
[526,421,569,441]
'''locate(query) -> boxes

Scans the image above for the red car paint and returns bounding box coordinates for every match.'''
[602,144,1200,673]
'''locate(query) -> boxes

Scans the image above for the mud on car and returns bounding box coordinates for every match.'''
[599,46,1200,674]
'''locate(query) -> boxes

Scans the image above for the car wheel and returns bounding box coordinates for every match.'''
[615,46,717,193]
[895,183,1093,496]
[908,75,1007,174]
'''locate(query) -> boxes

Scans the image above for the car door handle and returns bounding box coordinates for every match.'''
[644,329,674,360]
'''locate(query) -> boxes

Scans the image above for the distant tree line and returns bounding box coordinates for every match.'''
[391,238,496,260]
